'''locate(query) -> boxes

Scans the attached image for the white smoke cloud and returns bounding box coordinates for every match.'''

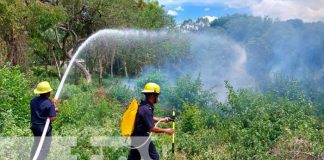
[204,8,210,11]
[142,33,255,101]
[186,34,255,101]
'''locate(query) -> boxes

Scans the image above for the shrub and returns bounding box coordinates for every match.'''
[107,84,135,104]
[222,82,323,159]
[0,110,31,136]
[0,65,31,133]
[164,74,217,111]
[179,104,202,133]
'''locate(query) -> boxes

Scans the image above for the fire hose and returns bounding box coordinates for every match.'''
[125,119,163,149]
[125,115,175,150]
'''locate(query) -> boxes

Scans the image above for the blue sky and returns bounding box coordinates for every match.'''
[157,0,324,23]
[162,3,250,22]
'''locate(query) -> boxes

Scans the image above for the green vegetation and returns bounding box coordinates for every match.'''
[0,66,323,159]
[0,1,323,159]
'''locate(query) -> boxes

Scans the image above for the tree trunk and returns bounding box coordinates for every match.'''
[4,31,18,66]
[52,52,62,79]
[55,26,92,83]
[45,64,48,72]
[124,60,128,78]
[110,43,116,78]
[98,57,103,86]
[49,44,62,79]
[67,49,92,83]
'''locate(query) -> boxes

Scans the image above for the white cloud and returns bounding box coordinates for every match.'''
[251,0,324,22]
[167,10,178,16]
[159,0,259,8]
[159,0,324,22]
[203,16,218,22]
[204,8,210,11]
[175,6,184,11]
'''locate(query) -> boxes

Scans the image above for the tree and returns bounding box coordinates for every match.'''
[54,0,175,83]
[0,0,175,82]
[0,0,29,67]
[27,1,66,76]
[0,0,65,71]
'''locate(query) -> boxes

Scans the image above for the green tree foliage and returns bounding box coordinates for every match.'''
[0,0,30,66]
[0,65,31,135]
[27,2,66,70]
[0,0,66,68]
[59,0,173,31]
[136,1,174,29]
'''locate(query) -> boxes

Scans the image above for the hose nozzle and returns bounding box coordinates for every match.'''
[168,117,175,122]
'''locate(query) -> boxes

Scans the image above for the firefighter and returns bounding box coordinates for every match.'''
[30,81,58,160]
[128,82,174,160]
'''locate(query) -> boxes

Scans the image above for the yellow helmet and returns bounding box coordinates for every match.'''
[141,82,160,94]
[34,81,53,94]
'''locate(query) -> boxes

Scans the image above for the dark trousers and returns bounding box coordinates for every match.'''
[128,141,160,160]
[30,125,52,160]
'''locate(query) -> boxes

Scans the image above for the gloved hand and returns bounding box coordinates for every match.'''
[55,107,60,113]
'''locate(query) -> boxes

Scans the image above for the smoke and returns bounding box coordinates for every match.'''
[241,20,324,86]
[68,29,256,101]
[188,33,254,88]
[66,22,324,102]
[139,32,256,101]
[138,19,324,101]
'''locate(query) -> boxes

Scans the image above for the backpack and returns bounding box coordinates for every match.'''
[120,99,139,137]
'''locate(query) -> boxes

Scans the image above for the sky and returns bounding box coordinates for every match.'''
[158,0,324,23]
